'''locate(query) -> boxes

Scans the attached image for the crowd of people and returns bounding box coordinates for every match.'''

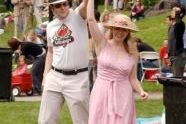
[2,0,186,123]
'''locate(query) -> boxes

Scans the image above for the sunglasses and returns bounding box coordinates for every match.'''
[53,2,69,8]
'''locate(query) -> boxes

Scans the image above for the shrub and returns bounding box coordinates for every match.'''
[143,0,160,9]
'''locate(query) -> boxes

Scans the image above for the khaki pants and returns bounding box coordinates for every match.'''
[38,70,89,124]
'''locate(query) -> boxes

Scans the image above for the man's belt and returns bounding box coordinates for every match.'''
[52,66,88,75]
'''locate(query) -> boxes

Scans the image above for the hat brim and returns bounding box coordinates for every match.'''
[43,0,67,5]
[103,23,139,32]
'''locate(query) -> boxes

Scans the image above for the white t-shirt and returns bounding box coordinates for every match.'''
[47,9,89,70]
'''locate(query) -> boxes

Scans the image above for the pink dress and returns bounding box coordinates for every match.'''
[12,64,28,76]
[89,43,136,124]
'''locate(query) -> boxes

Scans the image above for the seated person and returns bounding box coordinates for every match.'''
[13,55,29,76]
[130,0,144,21]
[133,37,158,81]
[136,37,155,52]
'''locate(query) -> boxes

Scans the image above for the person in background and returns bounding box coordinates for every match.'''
[4,0,14,11]
[8,37,46,95]
[38,0,89,123]
[130,0,144,21]
[0,16,5,35]
[113,0,124,12]
[31,0,44,26]
[35,27,47,48]
[12,55,29,76]
[27,29,44,45]
[87,0,148,123]
[132,37,156,81]
[159,39,170,73]
[99,10,111,33]
[11,0,32,38]
[167,5,186,77]
[135,37,155,52]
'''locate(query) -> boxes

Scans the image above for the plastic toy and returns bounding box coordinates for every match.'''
[11,73,33,96]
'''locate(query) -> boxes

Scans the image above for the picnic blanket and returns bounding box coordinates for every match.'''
[137,116,161,124]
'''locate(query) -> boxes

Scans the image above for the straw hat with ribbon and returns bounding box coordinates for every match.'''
[103,14,139,32]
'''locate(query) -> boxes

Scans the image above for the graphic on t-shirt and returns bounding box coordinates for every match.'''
[52,24,74,47]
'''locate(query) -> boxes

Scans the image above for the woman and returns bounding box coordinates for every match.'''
[87,0,148,123]
[130,0,144,21]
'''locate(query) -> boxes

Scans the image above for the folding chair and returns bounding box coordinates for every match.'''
[139,51,161,83]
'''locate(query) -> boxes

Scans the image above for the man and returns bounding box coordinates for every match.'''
[167,6,186,77]
[38,0,89,124]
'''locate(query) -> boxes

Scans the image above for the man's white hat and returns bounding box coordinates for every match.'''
[45,0,68,5]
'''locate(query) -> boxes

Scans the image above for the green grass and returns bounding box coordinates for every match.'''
[143,81,163,92]
[136,13,169,51]
[0,23,14,47]
[136,100,163,117]
[0,102,72,124]
[0,100,163,124]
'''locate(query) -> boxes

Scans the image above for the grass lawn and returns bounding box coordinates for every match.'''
[0,100,163,124]
[143,81,163,92]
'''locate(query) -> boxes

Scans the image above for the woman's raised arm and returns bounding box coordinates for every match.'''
[87,0,106,53]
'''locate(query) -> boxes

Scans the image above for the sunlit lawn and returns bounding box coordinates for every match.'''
[0,100,163,124]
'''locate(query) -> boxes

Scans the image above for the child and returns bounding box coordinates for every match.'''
[13,55,29,76]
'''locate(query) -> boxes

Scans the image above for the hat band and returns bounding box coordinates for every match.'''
[49,0,59,3]
[46,0,68,5]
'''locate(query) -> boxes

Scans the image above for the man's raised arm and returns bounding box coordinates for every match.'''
[78,0,88,19]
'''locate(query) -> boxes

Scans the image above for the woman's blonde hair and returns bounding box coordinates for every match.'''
[127,37,139,56]
[123,34,138,56]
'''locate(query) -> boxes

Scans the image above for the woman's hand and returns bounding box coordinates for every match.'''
[140,91,148,101]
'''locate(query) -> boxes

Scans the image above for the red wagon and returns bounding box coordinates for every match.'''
[11,73,33,96]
